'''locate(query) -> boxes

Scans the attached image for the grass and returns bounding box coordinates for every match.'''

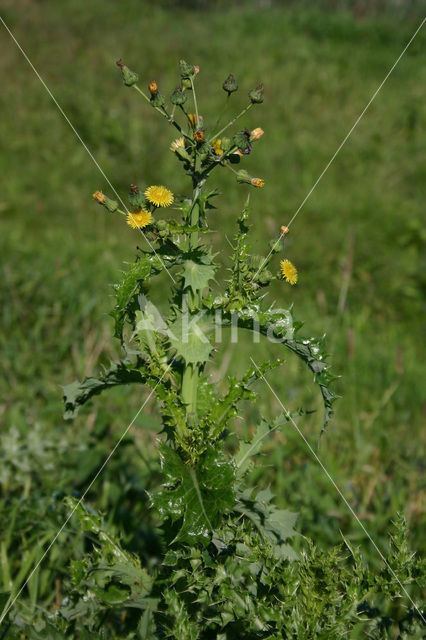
[0,0,425,611]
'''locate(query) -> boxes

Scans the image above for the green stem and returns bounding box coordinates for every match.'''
[181,364,196,415]
[209,103,253,142]
[132,85,191,140]
[190,77,200,127]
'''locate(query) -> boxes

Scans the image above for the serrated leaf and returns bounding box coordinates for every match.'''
[236,415,286,476]
[220,306,338,432]
[62,359,149,419]
[168,311,213,364]
[235,487,298,560]
[183,260,216,293]
[152,445,235,544]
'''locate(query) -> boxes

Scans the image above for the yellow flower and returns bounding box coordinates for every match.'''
[145,185,174,207]
[212,139,224,155]
[280,225,290,236]
[280,259,298,285]
[126,209,152,229]
[250,178,264,188]
[92,190,106,203]
[170,137,185,152]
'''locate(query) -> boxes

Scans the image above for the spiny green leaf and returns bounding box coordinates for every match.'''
[236,414,288,476]
[168,311,213,364]
[235,487,298,560]
[152,445,235,544]
[183,260,216,293]
[62,359,150,419]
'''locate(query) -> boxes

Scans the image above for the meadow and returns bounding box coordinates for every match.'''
[0,0,425,635]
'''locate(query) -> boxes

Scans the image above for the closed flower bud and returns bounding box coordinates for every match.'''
[220,137,232,152]
[92,190,106,204]
[128,184,146,209]
[150,92,165,108]
[148,80,159,96]
[222,73,238,95]
[250,127,264,141]
[236,169,251,185]
[193,128,205,144]
[194,65,200,75]
[175,147,192,162]
[116,59,138,87]
[181,78,192,90]
[92,190,118,212]
[188,113,203,127]
[249,83,264,104]
[170,86,187,105]
[269,238,281,253]
[233,130,252,154]
[179,59,195,79]
[257,269,272,285]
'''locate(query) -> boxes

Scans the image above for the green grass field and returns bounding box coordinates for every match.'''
[1,0,425,624]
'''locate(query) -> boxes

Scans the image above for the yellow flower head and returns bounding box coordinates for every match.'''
[170,137,185,152]
[212,139,224,155]
[92,190,106,203]
[250,177,264,188]
[145,185,174,208]
[280,225,290,236]
[280,259,298,285]
[126,209,152,229]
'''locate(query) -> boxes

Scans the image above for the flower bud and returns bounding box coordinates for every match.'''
[194,65,200,75]
[92,190,105,204]
[181,78,192,90]
[148,80,158,96]
[236,170,251,185]
[257,269,272,285]
[250,177,264,188]
[92,190,118,212]
[220,137,232,152]
[250,127,264,141]
[179,59,195,79]
[280,225,290,236]
[193,128,205,144]
[269,239,281,253]
[175,147,192,162]
[249,83,264,104]
[116,59,138,87]
[170,86,187,105]
[233,130,252,154]
[188,113,203,128]
[222,73,238,95]
[150,92,165,108]
[128,184,146,209]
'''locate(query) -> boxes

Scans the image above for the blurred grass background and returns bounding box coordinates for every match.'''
[0,0,425,606]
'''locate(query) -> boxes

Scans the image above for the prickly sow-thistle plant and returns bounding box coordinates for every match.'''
[62,59,339,633]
